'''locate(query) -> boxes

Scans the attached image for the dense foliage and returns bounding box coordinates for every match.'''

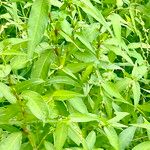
[0,0,150,149]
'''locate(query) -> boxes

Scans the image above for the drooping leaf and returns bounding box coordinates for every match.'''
[22,90,49,121]
[0,132,22,150]
[27,0,50,58]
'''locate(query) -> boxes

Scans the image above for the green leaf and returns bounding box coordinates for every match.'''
[0,132,22,150]
[138,103,150,112]
[104,126,119,150]
[59,30,83,52]
[27,0,50,58]
[75,33,95,54]
[0,65,11,78]
[109,14,121,42]
[44,141,54,150]
[69,113,99,122]
[31,50,51,80]
[69,122,89,150]
[14,79,45,93]
[119,127,136,150]
[86,131,96,149]
[10,55,28,70]
[22,90,49,121]
[132,80,141,106]
[108,112,129,124]
[116,0,123,7]
[0,82,17,103]
[101,82,123,99]
[46,76,79,86]
[50,0,63,8]
[69,98,88,114]
[132,141,150,150]
[52,90,83,101]
[54,121,68,150]
[73,0,113,36]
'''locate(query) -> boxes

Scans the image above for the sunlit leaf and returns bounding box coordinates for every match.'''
[0,132,22,150]
[22,90,49,121]
[27,0,50,58]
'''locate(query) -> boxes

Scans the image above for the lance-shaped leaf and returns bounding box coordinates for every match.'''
[132,80,141,106]
[27,0,50,58]
[31,50,51,80]
[52,90,83,101]
[0,82,17,103]
[104,126,119,150]
[86,131,96,149]
[119,127,136,150]
[54,121,68,150]
[0,132,22,150]
[69,113,99,122]
[22,90,49,121]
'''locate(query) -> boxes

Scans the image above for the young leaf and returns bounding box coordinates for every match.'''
[22,90,49,121]
[54,121,68,150]
[0,82,17,103]
[0,132,22,150]
[27,0,50,58]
